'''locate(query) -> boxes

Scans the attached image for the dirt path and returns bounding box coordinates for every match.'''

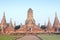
[15,34,43,40]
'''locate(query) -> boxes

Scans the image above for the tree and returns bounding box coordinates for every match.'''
[15,25,20,30]
[41,25,46,29]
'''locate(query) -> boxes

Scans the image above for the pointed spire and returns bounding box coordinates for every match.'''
[55,12,57,17]
[1,12,6,28]
[7,18,14,33]
[26,8,35,24]
[10,18,12,24]
[27,8,33,20]
[1,12,6,24]
[38,23,40,27]
[28,8,33,13]
[9,18,13,27]
[3,12,5,16]
[55,12,58,20]
[20,23,22,27]
[53,12,59,28]
[47,17,51,28]
[48,17,50,22]
[14,21,16,28]
[3,12,5,18]
[2,12,5,21]
[44,21,46,27]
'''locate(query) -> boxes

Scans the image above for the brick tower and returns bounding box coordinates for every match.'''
[16,8,43,33]
[1,12,7,29]
[53,12,59,32]
[1,12,7,33]
[6,18,14,34]
[25,8,35,33]
[47,18,54,33]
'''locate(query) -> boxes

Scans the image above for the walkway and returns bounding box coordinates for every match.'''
[16,34,43,40]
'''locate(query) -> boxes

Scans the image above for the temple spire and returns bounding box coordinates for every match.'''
[9,18,13,27]
[26,8,35,24]
[55,12,57,18]
[1,12,6,28]
[55,12,58,20]
[27,8,33,20]
[44,21,46,27]
[46,18,54,33]
[3,12,5,18]
[1,12,6,24]
[38,23,40,27]
[14,21,16,28]
[47,17,51,29]
[53,12,59,28]
[20,23,22,27]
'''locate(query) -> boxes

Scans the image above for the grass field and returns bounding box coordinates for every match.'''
[0,35,14,40]
[38,34,60,40]
[0,34,60,40]
[0,34,24,40]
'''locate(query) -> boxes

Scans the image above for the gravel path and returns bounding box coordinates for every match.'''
[16,34,43,40]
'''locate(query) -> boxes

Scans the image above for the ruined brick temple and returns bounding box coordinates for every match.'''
[0,8,60,34]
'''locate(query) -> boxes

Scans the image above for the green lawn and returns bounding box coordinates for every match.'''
[0,35,14,40]
[0,34,60,40]
[38,34,60,40]
[0,34,24,40]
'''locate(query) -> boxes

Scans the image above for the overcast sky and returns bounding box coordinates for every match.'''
[0,0,60,26]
